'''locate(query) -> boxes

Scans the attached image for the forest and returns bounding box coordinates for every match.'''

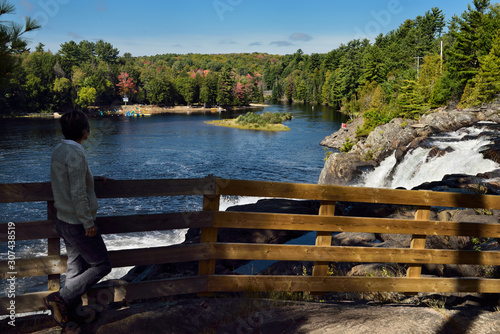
[1,0,500,136]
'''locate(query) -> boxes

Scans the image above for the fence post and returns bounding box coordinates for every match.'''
[198,194,220,277]
[312,201,336,295]
[47,201,61,291]
[405,206,431,295]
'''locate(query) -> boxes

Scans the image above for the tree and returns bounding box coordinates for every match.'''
[200,72,218,106]
[0,1,41,87]
[53,77,72,111]
[76,86,97,109]
[145,73,176,105]
[116,72,137,97]
[217,66,234,105]
[476,32,500,102]
[396,79,429,119]
[95,40,119,63]
[447,0,492,89]
[362,45,386,83]
[58,41,81,74]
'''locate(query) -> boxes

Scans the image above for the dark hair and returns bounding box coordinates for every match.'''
[60,111,90,141]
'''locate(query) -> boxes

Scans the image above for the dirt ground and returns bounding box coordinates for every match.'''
[4,294,500,334]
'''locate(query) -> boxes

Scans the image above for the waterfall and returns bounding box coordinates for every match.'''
[361,124,500,189]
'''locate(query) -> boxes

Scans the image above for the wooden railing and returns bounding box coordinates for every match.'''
[2,175,500,315]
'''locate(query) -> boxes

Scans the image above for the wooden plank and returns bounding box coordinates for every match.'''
[0,276,208,315]
[0,182,53,203]
[313,201,335,278]
[209,243,500,266]
[94,177,216,199]
[0,220,58,241]
[2,178,500,208]
[110,243,209,268]
[207,275,500,294]
[216,179,500,209]
[85,276,208,305]
[212,211,500,238]
[0,255,67,279]
[5,244,500,279]
[5,210,500,243]
[47,201,60,291]
[97,211,212,234]
[0,244,209,278]
[407,207,431,280]
[198,195,219,277]
[0,212,211,242]
[6,274,500,315]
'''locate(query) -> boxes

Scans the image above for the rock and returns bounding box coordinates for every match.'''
[348,263,402,277]
[426,146,454,162]
[320,117,364,149]
[419,110,478,133]
[412,173,494,195]
[318,152,376,185]
[318,109,498,186]
[481,139,500,164]
[352,118,418,163]
[332,232,377,247]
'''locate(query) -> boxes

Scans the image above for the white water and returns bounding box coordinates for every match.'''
[362,125,500,189]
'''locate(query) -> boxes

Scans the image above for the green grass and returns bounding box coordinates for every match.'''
[205,112,292,132]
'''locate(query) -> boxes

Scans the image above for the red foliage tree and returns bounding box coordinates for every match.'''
[116,72,137,97]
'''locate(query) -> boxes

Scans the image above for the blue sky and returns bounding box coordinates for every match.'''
[12,0,476,56]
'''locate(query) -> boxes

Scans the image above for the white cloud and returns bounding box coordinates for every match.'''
[290,32,313,42]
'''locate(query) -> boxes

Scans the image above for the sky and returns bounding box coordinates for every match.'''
[11,0,479,56]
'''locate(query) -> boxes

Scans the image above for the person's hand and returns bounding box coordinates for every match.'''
[85,226,97,237]
[96,176,113,184]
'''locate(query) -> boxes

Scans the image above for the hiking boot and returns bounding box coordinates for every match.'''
[43,291,69,328]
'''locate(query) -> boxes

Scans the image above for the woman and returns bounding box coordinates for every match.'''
[44,110,111,329]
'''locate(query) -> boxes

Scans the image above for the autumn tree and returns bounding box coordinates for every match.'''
[116,72,137,97]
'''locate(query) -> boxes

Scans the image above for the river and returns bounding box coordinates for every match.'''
[0,103,347,293]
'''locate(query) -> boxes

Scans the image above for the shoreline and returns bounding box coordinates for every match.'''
[7,104,269,119]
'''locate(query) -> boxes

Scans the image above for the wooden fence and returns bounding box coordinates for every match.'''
[2,175,500,315]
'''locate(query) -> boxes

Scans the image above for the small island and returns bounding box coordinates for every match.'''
[206,112,293,131]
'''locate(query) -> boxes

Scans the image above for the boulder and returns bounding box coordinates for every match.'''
[318,152,376,185]
[351,118,418,163]
[419,110,478,133]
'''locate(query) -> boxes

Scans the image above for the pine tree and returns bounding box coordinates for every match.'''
[447,0,492,89]
[396,79,429,119]
[476,33,500,102]
[217,66,234,106]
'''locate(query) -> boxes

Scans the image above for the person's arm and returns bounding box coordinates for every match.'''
[67,150,95,230]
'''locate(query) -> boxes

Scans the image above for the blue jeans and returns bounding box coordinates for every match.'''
[56,220,111,307]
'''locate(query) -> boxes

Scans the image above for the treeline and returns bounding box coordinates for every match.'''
[0,40,269,114]
[1,0,500,136]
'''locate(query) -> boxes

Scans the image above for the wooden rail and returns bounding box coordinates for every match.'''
[1,175,500,315]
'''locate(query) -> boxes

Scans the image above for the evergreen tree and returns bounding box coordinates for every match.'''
[396,79,429,119]
[217,66,234,105]
[447,0,492,89]
[476,32,500,102]
[0,1,40,89]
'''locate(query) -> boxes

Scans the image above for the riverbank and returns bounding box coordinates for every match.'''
[7,104,268,119]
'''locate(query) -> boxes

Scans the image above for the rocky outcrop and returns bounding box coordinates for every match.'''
[319,109,498,186]
[318,152,376,185]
